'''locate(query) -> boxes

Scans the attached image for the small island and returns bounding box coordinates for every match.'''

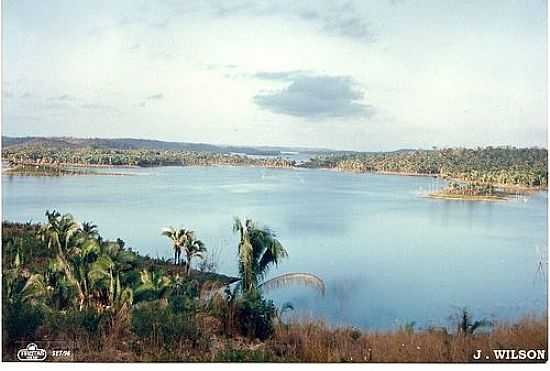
[428,182,512,201]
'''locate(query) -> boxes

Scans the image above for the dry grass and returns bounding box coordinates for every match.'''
[76,315,547,362]
[5,314,547,363]
[264,315,547,362]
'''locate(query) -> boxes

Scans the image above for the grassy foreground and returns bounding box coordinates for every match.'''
[4,315,545,362]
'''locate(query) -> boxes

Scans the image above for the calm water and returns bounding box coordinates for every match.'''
[2,166,547,329]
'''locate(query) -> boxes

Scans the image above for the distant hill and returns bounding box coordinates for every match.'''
[2,136,335,156]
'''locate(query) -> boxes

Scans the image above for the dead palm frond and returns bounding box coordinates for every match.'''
[259,272,326,296]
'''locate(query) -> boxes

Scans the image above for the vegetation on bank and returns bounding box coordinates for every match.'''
[2,163,124,176]
[2,146,296,169]
[428,181,512,201]
[304,147,548,189]
[3,142,547,198]
[2,212,547,362]
[2,211,321,361]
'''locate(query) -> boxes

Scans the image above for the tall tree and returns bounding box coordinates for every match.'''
[232,217,325,296]
[38,210,86,308]
[183,233,206,277]
[161,227,190,266]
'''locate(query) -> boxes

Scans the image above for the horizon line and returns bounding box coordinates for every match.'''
[2,134,548,153]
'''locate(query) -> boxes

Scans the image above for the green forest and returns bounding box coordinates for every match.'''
[304,147,548,188]
[2,147,296,169]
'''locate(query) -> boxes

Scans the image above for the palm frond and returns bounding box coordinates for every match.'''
[120,287,133,305]
[20,274,47,302]
[258,237,288,279]
[161,227,176,237]
[80,239,100,257]
[133,282,154,297]
[259,272,326,296]
[232,217,243,234]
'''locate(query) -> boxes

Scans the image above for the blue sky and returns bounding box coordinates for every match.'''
[2,0,547,150]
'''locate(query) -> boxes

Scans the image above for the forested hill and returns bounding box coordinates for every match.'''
[1,136,286,156]
[304,147,548,187]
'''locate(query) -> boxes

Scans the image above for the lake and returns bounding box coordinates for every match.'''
[2,166,547,330]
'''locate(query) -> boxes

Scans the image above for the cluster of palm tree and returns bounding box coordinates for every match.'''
[445,182,496,196]
[161,227,206,276]
[36,211,136,313]
[305,147,548,187]
[5,211,324,310]
[2,213,134,340]
[3,211,190,318]
[159,218,326,297]
[4,210,326,348]
[3,146,296,169]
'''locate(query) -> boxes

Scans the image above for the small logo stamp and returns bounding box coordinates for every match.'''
[17,343,47,361]
[15,340,74,362]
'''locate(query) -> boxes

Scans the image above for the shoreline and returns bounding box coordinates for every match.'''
[426,192,509,202]
[2,160,547,195]
[1,162,136,176]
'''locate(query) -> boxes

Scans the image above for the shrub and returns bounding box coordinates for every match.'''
[169,295,197,314]
[3,300,44,341]
[44,307,106,340]
[237,292,276,340]
[131,300,201,350]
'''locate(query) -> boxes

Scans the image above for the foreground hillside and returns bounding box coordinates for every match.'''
[2,214,547,362]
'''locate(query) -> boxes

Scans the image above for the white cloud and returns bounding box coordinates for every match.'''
[254,73,373,119]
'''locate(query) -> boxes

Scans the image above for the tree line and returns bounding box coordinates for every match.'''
[2,147,296,168]
[303,147,548,188]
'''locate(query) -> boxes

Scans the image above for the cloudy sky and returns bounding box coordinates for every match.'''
[2,0,547,151]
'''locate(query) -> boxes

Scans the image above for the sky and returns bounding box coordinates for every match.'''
[2,0,547,151]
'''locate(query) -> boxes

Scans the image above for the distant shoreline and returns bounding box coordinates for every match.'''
[2,162,135,176]
[2,161,547,200]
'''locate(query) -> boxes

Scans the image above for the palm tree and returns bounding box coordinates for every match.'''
[455,308,492,336]
[133,269,173,303]
[161,227,190,266]
[232,217,325,296]
[86,239,137,308]
[3,245,47,306]
[183,234,206,277]
[81,221,100,241]
[107,273,134,332]
[38,210,86,308]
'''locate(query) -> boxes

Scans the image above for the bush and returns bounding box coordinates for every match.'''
[44,307,106,340]
[237,292,276,340]
[3,300,44,341]
[170,295,197,314]
[74,309,105,336]
[131,300,201,350]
